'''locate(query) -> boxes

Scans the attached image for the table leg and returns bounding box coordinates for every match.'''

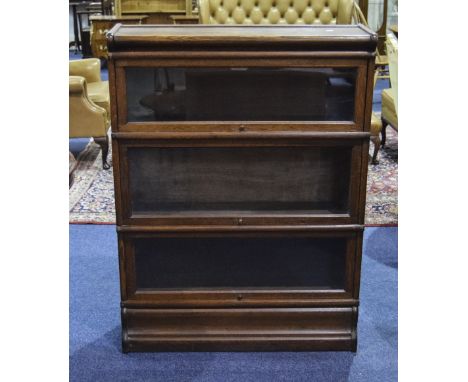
[72,5,80,53]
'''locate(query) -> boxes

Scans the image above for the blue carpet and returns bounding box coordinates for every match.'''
[69,138,90,158]
[70,225,397,382]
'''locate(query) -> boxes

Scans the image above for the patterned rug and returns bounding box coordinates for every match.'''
[365,128,398,225]
[69,140,115,223]
[69,130,398,225]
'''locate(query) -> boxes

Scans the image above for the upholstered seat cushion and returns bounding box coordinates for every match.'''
[87,81,110,116]
[382,88,397,129]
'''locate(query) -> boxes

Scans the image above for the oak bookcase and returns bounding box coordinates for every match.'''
[107,24,377,352]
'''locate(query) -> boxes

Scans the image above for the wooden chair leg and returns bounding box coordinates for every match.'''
[370,135,381,165]
[381,118,388,147]
[94,136,110,169]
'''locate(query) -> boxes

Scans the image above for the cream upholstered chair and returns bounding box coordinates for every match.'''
[199,0,355,24]
[370,113,382,164]
[69,59,110,169]
[381,33,398,147]
[69,58,110,117]
[369,69,382,164]
[381,89,397,147]
[369,33,397,162]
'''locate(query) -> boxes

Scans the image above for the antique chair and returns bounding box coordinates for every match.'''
[69,58,110,115]
[352,3,389,81]
[370,113,382,164]
[351,5,392,164]
[381,33,398,147]
[369,69,383,164]
[69,58,110,169]
[199,0,355,24]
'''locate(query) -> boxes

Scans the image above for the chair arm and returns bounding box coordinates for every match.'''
[69,58,102,83]
[337,0,355,24]
[198,0,210,24]
[69,75,88,95]
[69,76,108,138]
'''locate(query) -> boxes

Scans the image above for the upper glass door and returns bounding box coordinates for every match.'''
[125,67,357,123]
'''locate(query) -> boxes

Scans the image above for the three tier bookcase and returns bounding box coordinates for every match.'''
[107,24,377,352]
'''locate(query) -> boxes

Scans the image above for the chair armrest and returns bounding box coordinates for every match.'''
[69,58,102,83]
[69,76,88,95]
[69,76,108,138]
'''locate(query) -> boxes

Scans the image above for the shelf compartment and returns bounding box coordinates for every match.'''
[117,138,364,224]
[125,67,357,123]
[134,236,347,289]
[119,229,361,305]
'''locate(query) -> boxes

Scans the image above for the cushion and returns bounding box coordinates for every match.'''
[87,80,110,117]
[87,80,109,104]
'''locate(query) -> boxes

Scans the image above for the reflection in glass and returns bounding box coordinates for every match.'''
[126,67,356,122]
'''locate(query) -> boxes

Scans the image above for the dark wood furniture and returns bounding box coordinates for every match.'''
[70,1,94,52]
[170,0,198,24]
[170,14,199,24]
[77,5,102,57]
[107,24,377,352]
[69,1,82,52]
[90,15,148,60]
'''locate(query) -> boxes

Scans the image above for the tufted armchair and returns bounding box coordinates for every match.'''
[69,58,111,169]
[199,0,355,25]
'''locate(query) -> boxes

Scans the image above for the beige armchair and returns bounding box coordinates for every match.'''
[69,59,110,169]
[381,33,398,147]
[368,32,397,163]
[199,0,355,24]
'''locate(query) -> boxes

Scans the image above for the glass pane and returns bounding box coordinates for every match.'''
[126,67,356,122]
[128,146,351,216]
[134,236,347,289]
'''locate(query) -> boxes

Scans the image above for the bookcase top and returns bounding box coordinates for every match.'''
[107,24,377,52]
